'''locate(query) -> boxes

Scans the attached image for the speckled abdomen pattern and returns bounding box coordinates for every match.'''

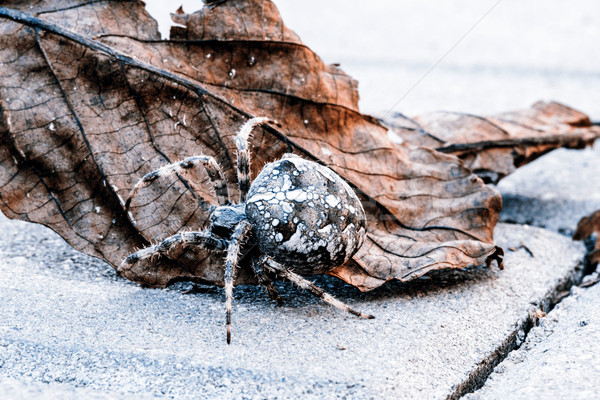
[246,156,366,275]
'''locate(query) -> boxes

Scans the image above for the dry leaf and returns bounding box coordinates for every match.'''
[5,0,582,292]
[574,210,600,266]
[384,102,600,183]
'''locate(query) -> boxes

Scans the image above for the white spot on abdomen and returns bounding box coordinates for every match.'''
[325,194,340,208]
[285,189,307,202]
[282,202,294,213]
[248,192,276,203]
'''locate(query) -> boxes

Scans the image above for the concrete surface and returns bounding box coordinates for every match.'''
[471,125,600,400]
[497,139,600,236]
[0,214,586,399]
[465,273,600,400]
[0,377,154,400]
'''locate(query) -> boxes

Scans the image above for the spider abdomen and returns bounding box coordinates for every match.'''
[245,156,366,275]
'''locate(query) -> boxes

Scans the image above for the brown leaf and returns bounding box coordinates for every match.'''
[574,210,600,266]
[384,102,600,183]
[0,0,503,291]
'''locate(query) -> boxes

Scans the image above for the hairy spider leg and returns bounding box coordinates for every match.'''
[234,117,280,203]
[250,256,282,304]
[118,231,228,272]
[262,256,374,319]
[224,220,253,344]
[124,155,230,210]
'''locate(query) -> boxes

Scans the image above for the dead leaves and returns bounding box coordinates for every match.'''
[0,0,597,290]
[383,101,600,184]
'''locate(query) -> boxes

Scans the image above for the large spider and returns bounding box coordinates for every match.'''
[119,117,373,343]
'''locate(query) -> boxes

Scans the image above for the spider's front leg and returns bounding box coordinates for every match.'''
[261,256,374,319]
[234,117,280,202]
[118,222,251,344]
[118,231,227,272]
[223,220,253,344]
[124,155,230,211]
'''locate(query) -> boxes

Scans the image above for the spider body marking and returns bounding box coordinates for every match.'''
[120,117,372,344]
[246,155,366,275]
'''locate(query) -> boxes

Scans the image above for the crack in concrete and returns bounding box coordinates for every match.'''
[452,239,597,399]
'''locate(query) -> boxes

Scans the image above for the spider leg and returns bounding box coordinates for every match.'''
[234,117,280,202]
[118,230,227,272]
[250,256,282,304]
[262,256,374,319]
[224,220,252,344]
[124,155,230,211]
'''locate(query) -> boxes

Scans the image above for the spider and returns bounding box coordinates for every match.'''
[119,117,373,344]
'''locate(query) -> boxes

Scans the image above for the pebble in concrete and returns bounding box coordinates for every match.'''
[0,212,585,399]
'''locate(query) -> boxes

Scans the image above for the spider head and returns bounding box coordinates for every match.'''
[209,203,247,237]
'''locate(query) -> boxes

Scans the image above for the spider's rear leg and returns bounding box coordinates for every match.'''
[251,256,282,304]
[224,220,253,344]
[124,155,230,211]
[118,231,227,272]
[234,117,281,202]
[262,256,374,319]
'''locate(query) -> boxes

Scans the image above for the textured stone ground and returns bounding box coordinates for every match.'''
[0,377,153,400]
[465,277,600,400]
[497,141,600,235]
[467,137,600,400]
[0,216,586,399]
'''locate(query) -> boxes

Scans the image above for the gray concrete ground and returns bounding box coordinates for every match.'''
[465,275,600,400]
[0,377,153,400]
[497,140,600,235]
[0,215,587,399]
[2,1,600,398]
[456,142,600,399]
